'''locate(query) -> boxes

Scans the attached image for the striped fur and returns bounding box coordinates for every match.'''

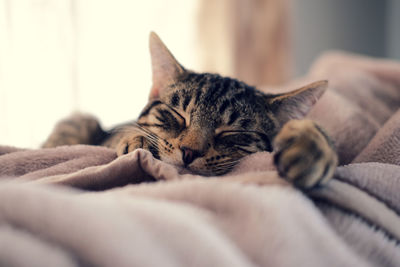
[43,32,337,188]
[108,71,279,176]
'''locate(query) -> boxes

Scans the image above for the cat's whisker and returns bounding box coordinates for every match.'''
[212,159,241,167]
[213,164,239,171]
[129,125,177,156]
[208,158,242,174]
[113,123,174,158]
[212,167,235,175]
[119,124,160,143]
[215,159,241,166]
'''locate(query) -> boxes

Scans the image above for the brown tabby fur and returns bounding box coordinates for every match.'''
[43,32,337,188]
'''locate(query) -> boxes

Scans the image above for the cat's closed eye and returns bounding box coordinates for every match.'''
[215,131,272,152]
[139,102,186,136]
[216,132,254,146]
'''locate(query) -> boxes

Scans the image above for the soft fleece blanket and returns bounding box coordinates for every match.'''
[1,52,400,267]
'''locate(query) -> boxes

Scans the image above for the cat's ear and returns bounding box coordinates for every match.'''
[266,80,328,125]
[149,32,186,99]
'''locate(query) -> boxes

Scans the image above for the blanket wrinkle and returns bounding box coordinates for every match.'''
[1,52,400,266]
[334,163,400,214]
[34,150,158,190]
[316,202,400,267]
[0,145,116,179]
[310,51,400,89]
[136,148,181,181]
[308,89,380,164]
[310,179,400,241]
[353,109,400,165]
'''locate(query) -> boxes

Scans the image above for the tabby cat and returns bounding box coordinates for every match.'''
[43,32,338,188]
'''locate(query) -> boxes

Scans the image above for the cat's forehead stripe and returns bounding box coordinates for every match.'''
[213,78,233,101]
[178,73,225,104]
[182,91,192,111]
[157,72,280,136]
[240,119,253,129]
[170,92,180,107]
[140,100,163,117]
[227,111,240,125]
[218,99,230,114]
[202,77,222,103]
[194,87,203,105]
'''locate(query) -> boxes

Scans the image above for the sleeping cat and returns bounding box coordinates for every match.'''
[43,32,337,188]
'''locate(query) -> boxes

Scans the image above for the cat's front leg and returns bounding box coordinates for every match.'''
[272,119,338,189]
[42,113,105,148]
[115,134,147,156]
[112,125,161,158]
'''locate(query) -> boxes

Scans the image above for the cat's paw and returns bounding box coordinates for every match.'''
[42,113,103,148]
[272,119,338,189]
[115,134,149,156]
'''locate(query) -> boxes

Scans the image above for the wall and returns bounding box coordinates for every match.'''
[291,0,399,76]
[387,0,400,60]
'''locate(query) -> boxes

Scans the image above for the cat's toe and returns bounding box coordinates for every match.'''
[116,136,145,156]
[273,120,338,189]
[274,148,336,188]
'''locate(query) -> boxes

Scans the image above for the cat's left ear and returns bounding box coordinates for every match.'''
[265,80,328,125]
[149,32,186,99]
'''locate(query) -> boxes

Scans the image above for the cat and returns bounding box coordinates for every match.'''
[43,32,338,188]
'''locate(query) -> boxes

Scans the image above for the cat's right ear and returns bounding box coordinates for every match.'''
[149,32,186,100]
[265,80,328,125]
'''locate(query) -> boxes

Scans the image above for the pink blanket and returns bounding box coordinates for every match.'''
[1,52,400,267]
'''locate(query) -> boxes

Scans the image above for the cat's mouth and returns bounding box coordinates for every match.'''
[157,149,240,177]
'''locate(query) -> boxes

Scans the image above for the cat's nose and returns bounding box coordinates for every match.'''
[181,146,201,167]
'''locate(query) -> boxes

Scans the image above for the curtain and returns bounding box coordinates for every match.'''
[198,0,291,86]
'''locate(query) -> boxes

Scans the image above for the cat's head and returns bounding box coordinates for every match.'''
[126,32,327,175]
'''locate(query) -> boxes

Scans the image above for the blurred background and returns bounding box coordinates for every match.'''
[1,0,399,148]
